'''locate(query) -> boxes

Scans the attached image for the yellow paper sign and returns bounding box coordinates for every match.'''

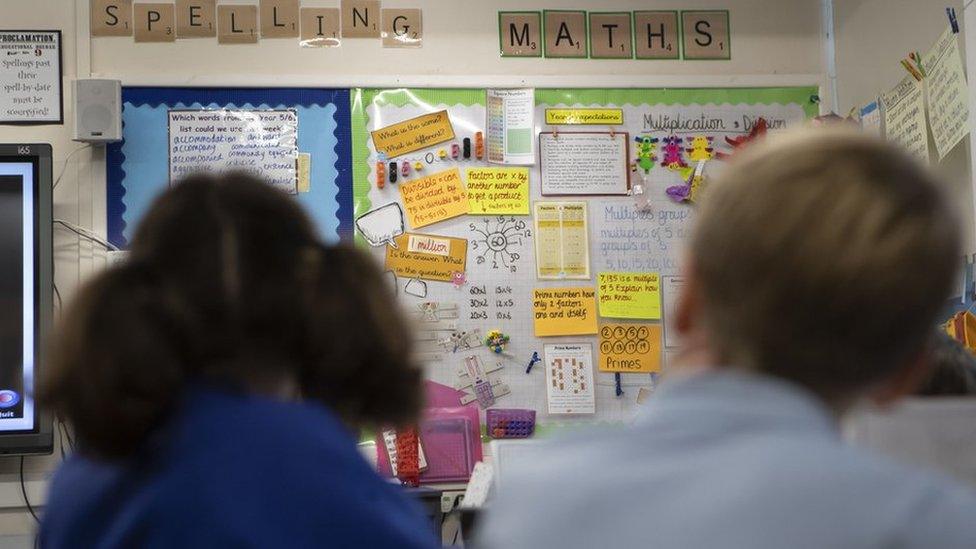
[399,168,469,229]
[599,323,661,373]
[296,153,311,193]
[465,167,530,215]
[597,272,661,319]
[545,108,624,125]
[385,232,467,282]
[371,110,455,158]
[533,287,598,337]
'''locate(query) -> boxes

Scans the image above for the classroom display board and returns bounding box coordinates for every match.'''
[104,86,816,426]
[352,87,818,425]
[106,87,353,247]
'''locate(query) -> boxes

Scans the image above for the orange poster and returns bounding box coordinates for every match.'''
[385,233,468,282]
[399,168,469,229]
[371,110,455,158]
[533,287,598,336]
[598,323,662,373]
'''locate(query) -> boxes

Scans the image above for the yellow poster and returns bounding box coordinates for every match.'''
[466,167,530,215]
[370,110,456,158]
[533,287,598,337]
[399,168,469,229]
[296,153,311,193]
[385,233,467,282]
[533,202,590,280]
[597,272,662,319]
[598,323,661,373]
[545,108,624,125]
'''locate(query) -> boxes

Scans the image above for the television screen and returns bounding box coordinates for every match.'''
[0,144,52,454]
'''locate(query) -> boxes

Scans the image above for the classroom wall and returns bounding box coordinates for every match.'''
[0,0,828,541]
[832,0,976,252]
[93,0,825,85]
[0,0,94,541]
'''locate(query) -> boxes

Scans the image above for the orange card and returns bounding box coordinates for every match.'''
[371,110,455,158]
[533,287,598,337]
[385,233,467,282]
[399,168,469,229]
[598,323,662,373]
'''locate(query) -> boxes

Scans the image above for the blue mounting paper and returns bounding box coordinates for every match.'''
[106,87,353,247]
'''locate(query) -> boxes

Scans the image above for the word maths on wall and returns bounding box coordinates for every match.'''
[499,10,730,61]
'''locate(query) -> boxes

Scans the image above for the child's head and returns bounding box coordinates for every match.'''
[916,332,976,396]
[44,172,423,458]
[678,128,961,408]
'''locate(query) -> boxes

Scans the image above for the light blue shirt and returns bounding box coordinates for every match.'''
[479,371,976,549]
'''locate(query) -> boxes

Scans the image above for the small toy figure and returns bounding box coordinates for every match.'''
[660,135,688,169]
[633,135,659,175]
[449,330,468,353]
[666,160,706,204]
[419,302,439,322]
[686,136,715,162]
[716,118,769,160]
[451,271,466,289]
[484,330,510,354]
[660,135,693,180]
[632,180,652,212]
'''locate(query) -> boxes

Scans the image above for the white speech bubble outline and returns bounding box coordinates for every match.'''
[355,202,405,248]
[404,278,428,298]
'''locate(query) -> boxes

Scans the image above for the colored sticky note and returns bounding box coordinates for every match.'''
[385,233,468,282]
[399,168,469,229]
[597,272,661,319]
[370,110,455,158]
[533,287,598,337]
[297,153,311,193]
[598,323,662,373]
[465,167,530,215]
[544,108,624,125]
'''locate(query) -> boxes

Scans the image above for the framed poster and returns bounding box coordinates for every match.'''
[538,132,630,195]
[0,31,62,125]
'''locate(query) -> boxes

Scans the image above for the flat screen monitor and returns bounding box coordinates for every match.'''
[0,144,52,455]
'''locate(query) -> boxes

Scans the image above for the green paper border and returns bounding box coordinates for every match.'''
[588,11,634,60]
[542,9,589,59]
[351,88,487,245]
[532,88,817,114]
[352,86,819,245]
[498,11,543,58]
[680,10,731,60]
[633,10,681,60]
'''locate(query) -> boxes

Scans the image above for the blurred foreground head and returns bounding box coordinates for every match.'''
[43,172,423,458]
[680,128,961,409]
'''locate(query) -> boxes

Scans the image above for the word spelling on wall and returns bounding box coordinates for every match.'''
[499,10,730,60]
[90,0,422,48]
